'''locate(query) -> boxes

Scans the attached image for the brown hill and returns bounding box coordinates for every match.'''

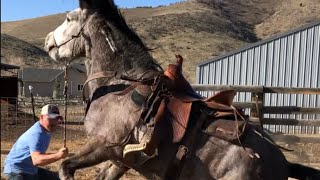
[1,0,319,82]
[1,33,58,68]
[255,0,320,39]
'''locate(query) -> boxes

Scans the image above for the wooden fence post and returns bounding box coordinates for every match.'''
[251,88,264,127]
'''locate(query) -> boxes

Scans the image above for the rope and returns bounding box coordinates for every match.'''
[63,64,69,148]
[254,93,263,130]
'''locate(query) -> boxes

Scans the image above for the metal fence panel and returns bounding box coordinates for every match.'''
[197,22,320,134]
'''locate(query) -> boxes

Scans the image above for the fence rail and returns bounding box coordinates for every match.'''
[191,84,320,134]
[192,84,320,94]
[16,97,82,107]
[1,85,319,134]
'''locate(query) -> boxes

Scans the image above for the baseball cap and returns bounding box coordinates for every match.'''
[41,104,62,119]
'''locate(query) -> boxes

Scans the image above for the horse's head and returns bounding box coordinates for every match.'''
[44,5,92,62]
[45,0,158,74]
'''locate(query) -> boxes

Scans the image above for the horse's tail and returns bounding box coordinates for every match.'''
[289,162,320,180]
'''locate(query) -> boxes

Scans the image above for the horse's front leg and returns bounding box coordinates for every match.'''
[96,161,129,180]
[59,138,116,180]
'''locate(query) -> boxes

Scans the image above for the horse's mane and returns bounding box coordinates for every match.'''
[81,0,161,72]
[84,0,147,49]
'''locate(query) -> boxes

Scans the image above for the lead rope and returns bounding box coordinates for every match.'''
[63,64,69,148]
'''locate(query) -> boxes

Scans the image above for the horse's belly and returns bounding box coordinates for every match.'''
[84,93,141,138]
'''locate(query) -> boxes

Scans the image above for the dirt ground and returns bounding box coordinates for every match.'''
[1,126,320,179]
[1,104,320,179]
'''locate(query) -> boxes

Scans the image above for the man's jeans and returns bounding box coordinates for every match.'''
[4,168,59,180]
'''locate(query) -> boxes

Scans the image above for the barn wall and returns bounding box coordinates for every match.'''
[68,69,86,98]
[0,76,18,104]
[23,82,54,97]
[196,22,320,134]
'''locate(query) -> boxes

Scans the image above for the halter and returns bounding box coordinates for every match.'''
[52,12,97,50]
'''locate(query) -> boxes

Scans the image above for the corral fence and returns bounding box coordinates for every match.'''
[1,97,85,148]
[17,97,83,108]
[193,84,320,135]
[1,85,319,150]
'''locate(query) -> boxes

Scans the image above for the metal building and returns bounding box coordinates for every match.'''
[196,21,320,134]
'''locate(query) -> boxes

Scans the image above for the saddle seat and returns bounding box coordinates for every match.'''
[164,54,203,102]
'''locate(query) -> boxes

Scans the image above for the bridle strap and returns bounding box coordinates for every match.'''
[53,12,97,49]
[82,71,118,102]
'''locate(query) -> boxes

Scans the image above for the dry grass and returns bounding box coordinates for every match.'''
[3,0,319,83]
[255,0,320,39]
[1,34,56,69]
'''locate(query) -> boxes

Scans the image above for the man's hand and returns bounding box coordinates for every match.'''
[57,147,69,159]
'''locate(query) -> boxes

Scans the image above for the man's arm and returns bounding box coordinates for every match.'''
[30,147,68,166]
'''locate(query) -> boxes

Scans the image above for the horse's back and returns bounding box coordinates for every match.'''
[179,129,289,180]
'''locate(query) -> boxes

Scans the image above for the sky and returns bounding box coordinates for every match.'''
[1,0,185,22]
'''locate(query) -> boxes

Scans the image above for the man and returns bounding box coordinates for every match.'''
[4,104,69,180]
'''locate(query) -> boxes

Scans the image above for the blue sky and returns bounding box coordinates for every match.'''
[1,0,185,22]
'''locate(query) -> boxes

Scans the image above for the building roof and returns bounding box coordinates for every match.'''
[19,68,63,82]
[71,63,86,73]
[197,20,320,66]
[18,63,87,83]
[1,63,20,70]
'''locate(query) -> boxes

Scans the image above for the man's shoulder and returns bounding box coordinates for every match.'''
[22,122,50,140]
[27,122,48,135]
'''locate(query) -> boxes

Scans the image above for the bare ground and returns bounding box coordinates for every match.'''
[1,104,319,179]
[1,125,320,179]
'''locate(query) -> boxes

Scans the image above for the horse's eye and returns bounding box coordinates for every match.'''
[66,17,71,22]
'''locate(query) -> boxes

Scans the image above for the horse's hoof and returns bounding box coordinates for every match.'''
[59,161,75,180]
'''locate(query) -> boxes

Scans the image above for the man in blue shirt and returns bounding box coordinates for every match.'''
[4,104,69,180]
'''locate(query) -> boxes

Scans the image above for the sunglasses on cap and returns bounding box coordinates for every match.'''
[45,114,63,120]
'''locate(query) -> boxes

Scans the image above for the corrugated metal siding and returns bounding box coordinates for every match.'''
[196,23,320,134]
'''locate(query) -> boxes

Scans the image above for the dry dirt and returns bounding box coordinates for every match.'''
[1,123,320,179]
[1,103,320,179]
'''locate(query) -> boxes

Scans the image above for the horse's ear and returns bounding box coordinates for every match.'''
[79,0,91,9]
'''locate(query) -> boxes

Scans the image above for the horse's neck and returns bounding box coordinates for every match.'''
[86,54,158,99]
[85,19,159,97]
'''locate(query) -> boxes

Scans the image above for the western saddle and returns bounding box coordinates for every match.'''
[121,54,249,162]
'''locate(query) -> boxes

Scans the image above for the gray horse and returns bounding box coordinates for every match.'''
[44,0,320,179]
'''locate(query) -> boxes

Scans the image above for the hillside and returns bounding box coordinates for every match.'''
[1,33,57,68]
[255,0,320,38]
[1,0,320,82]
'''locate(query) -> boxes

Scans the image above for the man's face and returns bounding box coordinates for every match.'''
[40,114,62,132]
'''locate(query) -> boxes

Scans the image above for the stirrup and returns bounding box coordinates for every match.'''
[123,143,148,157]
[123,126,154,157]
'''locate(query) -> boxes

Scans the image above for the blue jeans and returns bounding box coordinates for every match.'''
[4,168,59,180]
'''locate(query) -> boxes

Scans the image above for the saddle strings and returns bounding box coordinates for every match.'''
[231,105,260,159]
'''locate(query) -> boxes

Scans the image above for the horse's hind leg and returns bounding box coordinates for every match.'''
[59,139,116,180]
[96,161,129,180]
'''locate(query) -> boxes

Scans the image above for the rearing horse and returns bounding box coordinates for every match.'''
[44,0,319,179]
